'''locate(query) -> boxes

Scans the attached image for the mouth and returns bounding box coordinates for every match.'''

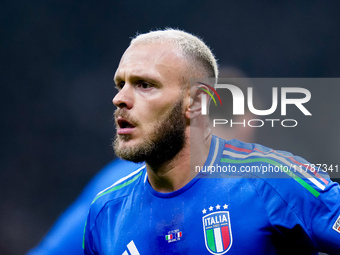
[116,117,136,135]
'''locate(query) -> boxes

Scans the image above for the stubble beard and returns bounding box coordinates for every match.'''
[113,98,186,165]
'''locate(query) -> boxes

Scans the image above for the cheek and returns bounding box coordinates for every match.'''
[140,105,169,128]
[135,89,182,124]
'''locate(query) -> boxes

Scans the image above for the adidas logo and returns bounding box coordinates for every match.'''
[122,240,140,255]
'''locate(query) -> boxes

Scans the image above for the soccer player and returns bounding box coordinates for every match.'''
[27,69,254,255]
[27,67,254,255]
[83,29,340,254]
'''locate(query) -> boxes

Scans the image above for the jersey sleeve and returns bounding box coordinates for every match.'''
[83,206,96,255]
[250,163,340,254]
[309,180,340,254]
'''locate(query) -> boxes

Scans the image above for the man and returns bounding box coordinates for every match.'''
[26,67,254,255]
[84,29,340,254]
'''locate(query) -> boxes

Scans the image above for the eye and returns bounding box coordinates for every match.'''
[116,81,125,90]
[139,82,152,89]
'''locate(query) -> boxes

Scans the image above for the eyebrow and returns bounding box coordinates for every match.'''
[113,74,121,85]
[114,74,161,86]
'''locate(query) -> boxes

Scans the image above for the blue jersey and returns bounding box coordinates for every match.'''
[84,136,340,254]
[27,159,141,255]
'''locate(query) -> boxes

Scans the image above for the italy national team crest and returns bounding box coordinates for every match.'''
[202,206,232,254]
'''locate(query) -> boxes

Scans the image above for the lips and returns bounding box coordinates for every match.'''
[116,117,136,135]
[117,118,135,128]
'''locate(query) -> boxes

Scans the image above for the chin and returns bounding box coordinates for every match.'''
[118,136,140,147]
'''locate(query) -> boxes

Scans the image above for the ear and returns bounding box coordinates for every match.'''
[185,84,207,119]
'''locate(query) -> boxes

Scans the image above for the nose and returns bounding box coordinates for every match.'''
[112,84,134,109]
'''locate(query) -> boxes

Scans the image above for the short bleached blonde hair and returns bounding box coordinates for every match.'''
[130,28,218,82]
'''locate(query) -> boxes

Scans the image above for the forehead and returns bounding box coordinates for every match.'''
[114,42,189,83]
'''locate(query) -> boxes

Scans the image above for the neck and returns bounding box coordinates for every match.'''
[146,125,212,193]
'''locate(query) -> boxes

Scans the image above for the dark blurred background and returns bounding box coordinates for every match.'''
[1,1,340,254]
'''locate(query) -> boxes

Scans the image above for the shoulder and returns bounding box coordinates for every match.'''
[78,159,144,202]
[221,140,340,221]
[92,164,145,207]
[218,137,333,198]
[85,164,146,244]
[84,162,146,252]
[87,164,146,225]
